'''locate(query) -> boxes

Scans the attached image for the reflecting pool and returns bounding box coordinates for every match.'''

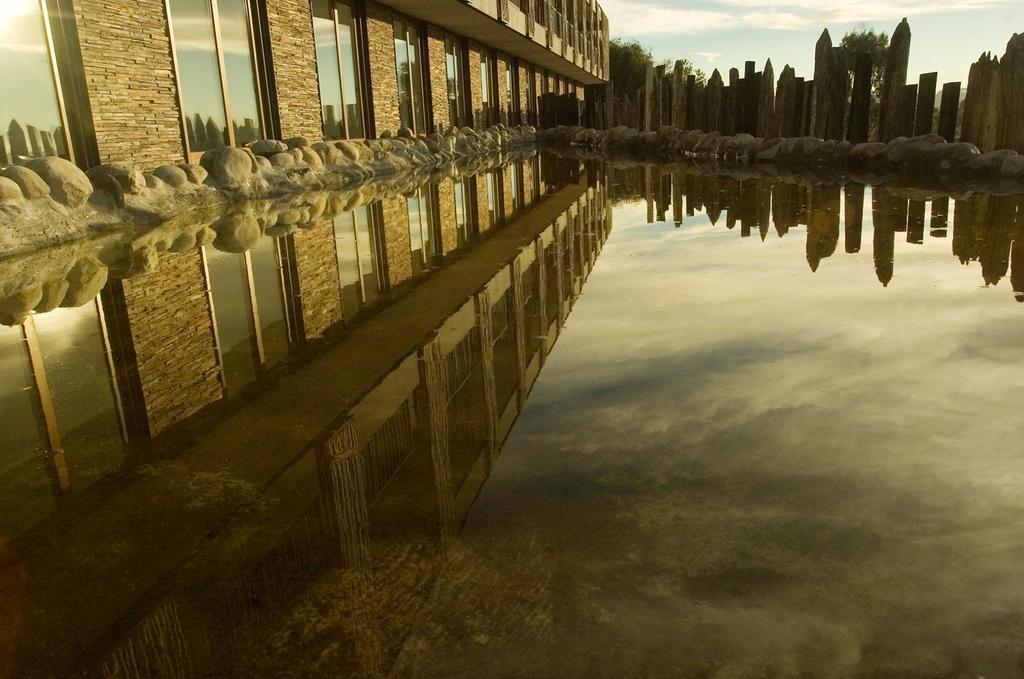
[2,157,1024,677]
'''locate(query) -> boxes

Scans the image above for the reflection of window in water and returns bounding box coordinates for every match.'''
[510,164,521,213]
[407,189,436,274]
[0,303,123,537]
[453,179,471,248]
[486,171,499,227]
[393,19,425,133]
[333,205,380,320]
[205,240,289,395]
[0,0,70,167]
[167,0,264,156]
[312,0,365,140]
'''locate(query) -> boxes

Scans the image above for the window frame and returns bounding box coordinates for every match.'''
[165,0,269,162]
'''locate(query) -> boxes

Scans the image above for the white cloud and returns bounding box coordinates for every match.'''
[694,51,723,62]
[606,0,1016,36]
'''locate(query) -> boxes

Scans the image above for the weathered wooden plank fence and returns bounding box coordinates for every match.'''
[587,21,1024,154]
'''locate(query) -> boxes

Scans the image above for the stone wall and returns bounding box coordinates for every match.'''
[292,222,344,338]
[518,64,530,120]
[266,0,324,141]
[73,0,185,167]
[476,174,492,232]
[426,27,451,132]
[502,166,514,217]
[366,1,401,135]
[523,159,535,205]
[120,249,220,436]
[381,196,413,286]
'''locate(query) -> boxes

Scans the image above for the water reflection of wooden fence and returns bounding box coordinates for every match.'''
[596,23,1024,153]
[628,165,1024,296]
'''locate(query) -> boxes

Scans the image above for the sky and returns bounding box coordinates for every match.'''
[605,0,1024,84]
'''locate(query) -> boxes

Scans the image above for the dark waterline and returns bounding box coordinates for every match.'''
[2,158,1024,677]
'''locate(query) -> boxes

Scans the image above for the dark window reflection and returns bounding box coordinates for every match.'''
[217,0,263,145]
[0,0,69,167]
[206,248,258,393]
[334,206,380,319]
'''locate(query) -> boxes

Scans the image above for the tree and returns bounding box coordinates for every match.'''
[837,29,888,96]
[609,38,704,96]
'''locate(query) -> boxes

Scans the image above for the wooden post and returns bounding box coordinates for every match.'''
[793,77,806,136]
[997,33,1024,153]
[758,59,776,137]
[728,68,740,133]
[961,54,1000,150]
[743,61,756,132]
[914,72,938,135]
[930,197,950,235]
[692,80,706,130]
[653,64,666,129]
[643,65,654,131]
[848,52,873,143]
[812,29,834,138]
[801,80,815,136]
[685,75,698,129]
[775,65,795,137]
[672,61,686,128]
[937,81,961,141]
[722,85,735,134]
[896,84,918,138]
[706,69,723,132]
[879,18,912,141]
[828,48,849,139]
[907,200,926,243]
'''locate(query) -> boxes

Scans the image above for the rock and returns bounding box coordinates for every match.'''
[179,164,208,184]
[1003,154,1024,178]
[86,163,147,195]
[25,156,92,207]
[213,212,261,253]
[249,139,288,156]
[397,127,414,139]
[0,176,21,201]
[312,141,341,165]
[970,149,1020,176]
[287,148,305,163]
[336,141,362,162]
[269,152,295,167]
[200,146,254,189]
[34,279,69,313]
[144,174,163,190]
[152,165,189,188]
[255,155,272,171]
[379,129,393,139]
[284,136,311,149]
[1,166,50,199]
[63,256,108,307]
[0,285,43,315]
[300,147,324,169]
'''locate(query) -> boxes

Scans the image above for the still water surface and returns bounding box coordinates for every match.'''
[2,159,1024,677]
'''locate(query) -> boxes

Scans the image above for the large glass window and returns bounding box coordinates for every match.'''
[444,37,465,129]
[313,0,365,140]
[0,0,70,167]
[393,19,426,133]
[486,171,499,227]
[479,50,494,127]
[453,179,472,248]
[334,206,381,319]
[167,0,264,156]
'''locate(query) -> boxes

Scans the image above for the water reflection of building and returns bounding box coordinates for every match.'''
[624,165,1024,293]
[0,161,610,677]
[1,0,608,170]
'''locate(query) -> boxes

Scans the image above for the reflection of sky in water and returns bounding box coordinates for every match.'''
[396,188,1024,677]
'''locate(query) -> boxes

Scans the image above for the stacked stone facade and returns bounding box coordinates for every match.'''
[436,180,459,253]
[293,222,344,338]
[266,0,324,141]
[72,0,185,167]
[120,250,220,436]
[366,2,402,135]
[468,44,485,128]
[426,27,451,132]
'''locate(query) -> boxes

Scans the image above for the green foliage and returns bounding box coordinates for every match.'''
[837,29,889,95]
[609,38,705,96]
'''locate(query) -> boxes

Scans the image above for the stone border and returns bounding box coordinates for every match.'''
[0,124,538,258]
[540,125,1024,196]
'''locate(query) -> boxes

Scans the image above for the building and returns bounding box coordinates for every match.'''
[0,0,609,171]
